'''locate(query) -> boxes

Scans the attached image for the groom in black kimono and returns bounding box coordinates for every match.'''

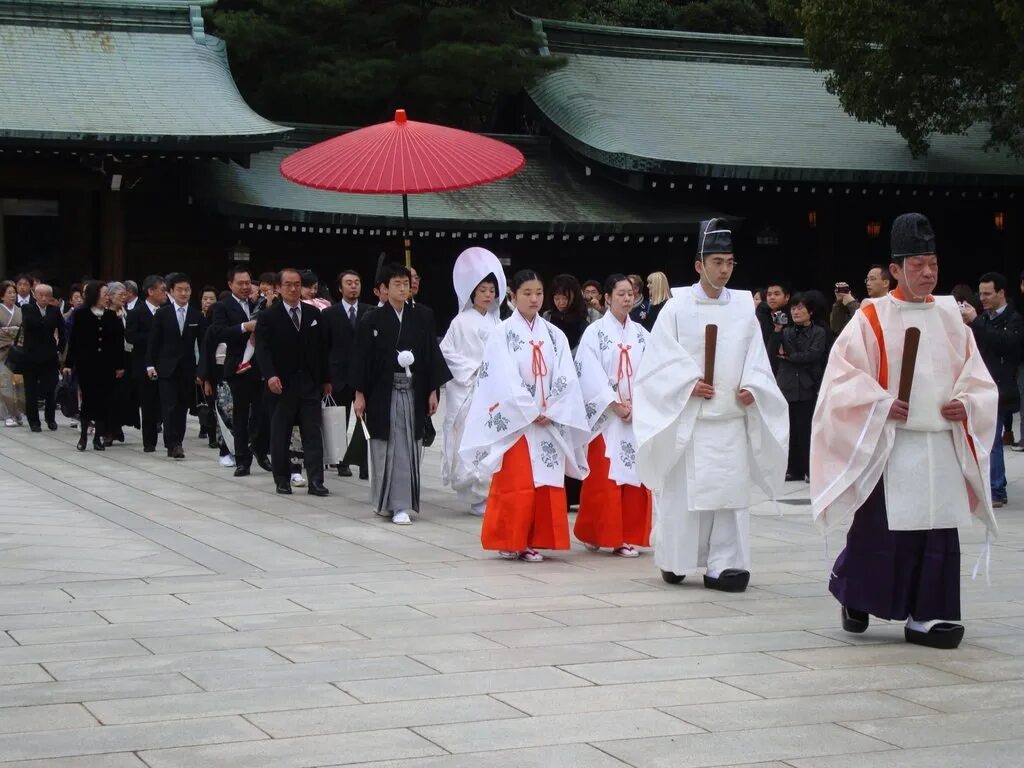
[351,263,451,524]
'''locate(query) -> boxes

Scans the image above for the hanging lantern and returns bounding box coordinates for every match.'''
[995,211,1006,231]
[866,221,882,239]
[807,210,817,228]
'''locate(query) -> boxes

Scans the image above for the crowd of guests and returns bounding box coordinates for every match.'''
[0,259,1019,509]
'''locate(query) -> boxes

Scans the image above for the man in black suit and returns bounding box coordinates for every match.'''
[21,283,65,432]
[255,267,331,496]
[323,270,373,478]
[146,272,202,459]
[125,275,166,452]
[203,266,271,477]
[407,265,438,447]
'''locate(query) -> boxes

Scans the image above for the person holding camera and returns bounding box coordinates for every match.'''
[776,293,828,482]
[764,282,791,373]
[829,281,860,336]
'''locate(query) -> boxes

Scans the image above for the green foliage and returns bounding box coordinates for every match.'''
[569,0,797,36]
[787,0,1024,157]
[209,0,567,130]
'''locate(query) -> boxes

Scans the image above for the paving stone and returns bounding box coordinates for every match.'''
[0,664,52,686]
[136,624,364,654]
[417,707,701,753]
[138,729,443,767]
[562,652,805,684]
[0,703,98,733]
[0,639,149,666]
[596,723,893,767]
[0,673,202,707]
[340,666,593,703]
[0,715,265,762]
[10,619,232,646]
[246,694,525,737]
[412,641,646,673]
[663,691,934,731]
[925,656,1024,682]
[0,755,148,768]
[719,664,974,698]
[83,683,357,724]
[841,706,1024,748]
[891,679,1024,712]
[43,647,287,681]
[479,620,699,648]
[768,642,1006,669]
[788,738,1024,768]
[494,677,756,715]
[272,632,504,663]
[185,656,436,691]
[317,743,634,768]
[621,629,845,658]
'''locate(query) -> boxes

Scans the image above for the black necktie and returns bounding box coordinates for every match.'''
[349,305,357,329]
[290,306,300,331]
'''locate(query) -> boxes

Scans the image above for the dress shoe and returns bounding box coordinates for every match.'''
[275,480,292,495]
[46,421,58,431]
[234,465,251,477]
[308,482,329,497]
[337,464,353,477]
[93,436,105,451]
[171,444,185,460]
[256,454,273,473]
[359,467,369,480]
[703,569,750,593]
[29,423,41,433]
[208,438,219,449]
[143,445,156,453]
[198,427,208,439]
[77,433,88,451]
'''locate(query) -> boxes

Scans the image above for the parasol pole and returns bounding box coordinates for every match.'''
[402,193,411,268]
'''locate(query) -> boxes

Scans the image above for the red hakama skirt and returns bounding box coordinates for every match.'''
[574,435,652,548]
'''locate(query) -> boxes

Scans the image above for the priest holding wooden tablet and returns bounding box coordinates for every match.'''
[633,219,789,592]
[811,212,999,649]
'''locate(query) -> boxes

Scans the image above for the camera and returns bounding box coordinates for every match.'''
[772,311,789,326]
[835,282,850,295]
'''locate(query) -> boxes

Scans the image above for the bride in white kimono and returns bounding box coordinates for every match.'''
[439,247,506,516]
[574,274,653,557]
[460,269,590,562]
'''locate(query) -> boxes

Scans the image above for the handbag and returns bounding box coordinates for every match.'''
[321,394,349,465]
[194,383,210,423]
[4,326,25,375]
[56,375,79,418]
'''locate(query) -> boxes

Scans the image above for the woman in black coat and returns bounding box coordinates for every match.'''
[775,292,829,482]
[63,281,125,451]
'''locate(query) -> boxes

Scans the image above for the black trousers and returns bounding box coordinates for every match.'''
[158,368,194,449]
[228,373,266,467]
[787,399,815,478]
[137,376,161,449]
[268,371,323,485]
[23,361,57,427]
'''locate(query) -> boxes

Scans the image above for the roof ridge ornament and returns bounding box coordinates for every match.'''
[189,4,205,43]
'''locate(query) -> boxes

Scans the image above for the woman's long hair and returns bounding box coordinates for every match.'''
[546,273,586,322]
[647,272,671,305]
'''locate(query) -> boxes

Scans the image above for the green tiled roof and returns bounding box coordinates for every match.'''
[526,18,1024,185]
[196,130,718,233]
[0,0,287,147]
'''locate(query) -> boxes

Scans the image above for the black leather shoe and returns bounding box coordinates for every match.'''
[171,444,185,460]
[661,570,686,585]
[337,464,353,477]
[234,465,251,477]
[275,481,292,495]
[308,482,329,497]
[841,606,870,634]
[77,433,88,452]
[46,421,58,431]
[703,569,750,593]
[93,437,105,451]
[29,424,41,433]
[256,454,273,473]
[359,467,369,480]
[143,445,156,453]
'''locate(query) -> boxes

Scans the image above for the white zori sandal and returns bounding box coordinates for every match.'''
[613,545,640,558]
[519,549,544,562]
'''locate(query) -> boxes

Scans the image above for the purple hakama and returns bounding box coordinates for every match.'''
[829,481,961,622]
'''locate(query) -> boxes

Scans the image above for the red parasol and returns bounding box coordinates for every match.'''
[280,109,526,265]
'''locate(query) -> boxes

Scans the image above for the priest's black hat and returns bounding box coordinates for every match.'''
[697,218,733,259]
[890,213,936,261]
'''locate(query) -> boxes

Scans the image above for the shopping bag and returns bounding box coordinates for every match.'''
[321,395,349,465]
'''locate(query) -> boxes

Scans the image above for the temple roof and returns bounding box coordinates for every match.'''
[197,127,719,234]
[525,17,1024,186]
[0,0,287,149]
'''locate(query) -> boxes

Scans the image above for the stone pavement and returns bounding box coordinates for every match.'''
[0,412,1022,768]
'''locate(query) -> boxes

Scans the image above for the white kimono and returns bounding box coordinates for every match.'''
[460,311,590,488]
[440,307,499,501]
[811,293,998,537]
[633,284,789,575]
[576,311,649,486]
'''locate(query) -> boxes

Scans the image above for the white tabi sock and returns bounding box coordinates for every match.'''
[706,568,721,579]
[906,617,956,633]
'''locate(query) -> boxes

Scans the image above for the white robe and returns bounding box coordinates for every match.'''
[633,285,789,574]
[440,308,499,500]
[811,293,998,537]
[460,311,590,488]
[576,311,649,486]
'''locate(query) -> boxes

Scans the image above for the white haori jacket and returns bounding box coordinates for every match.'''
[460,310,590,488]
[440,308,499,494]
[811,292,998,537]
[576,311,649,486]
[633,285,789,510]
